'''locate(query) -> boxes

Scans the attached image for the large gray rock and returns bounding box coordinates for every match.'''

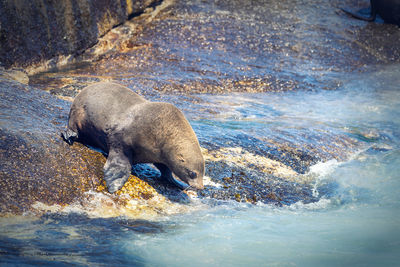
[0,0,157,70]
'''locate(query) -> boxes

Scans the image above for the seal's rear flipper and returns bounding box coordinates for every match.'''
[341,8,376,22]
[61,129,78,145]
[104,150,131,193]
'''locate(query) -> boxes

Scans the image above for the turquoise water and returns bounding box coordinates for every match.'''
[126,66,400,266]
[128,151,400,266]
[1,65,400,266]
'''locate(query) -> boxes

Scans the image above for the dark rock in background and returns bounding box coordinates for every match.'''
[0,0,157,71]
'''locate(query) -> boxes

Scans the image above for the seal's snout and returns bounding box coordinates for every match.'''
[195,184,204,190]
[188,178,204,190]
[171,172,204,190]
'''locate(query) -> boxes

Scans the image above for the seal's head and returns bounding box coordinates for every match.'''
[168,149,205,190]
[146,103,205,190]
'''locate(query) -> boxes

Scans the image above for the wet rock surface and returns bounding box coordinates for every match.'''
[0,71,360,214]
[30,0,400,95]
[0,75,90,213]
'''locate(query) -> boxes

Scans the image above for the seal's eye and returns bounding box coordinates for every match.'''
[188,170,197,179]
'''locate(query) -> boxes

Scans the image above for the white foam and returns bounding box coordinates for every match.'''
[203,175,222,188]
[287,198,333,211]
[30,190,209,220]
[308,159,341,178]
[303,159,343,198]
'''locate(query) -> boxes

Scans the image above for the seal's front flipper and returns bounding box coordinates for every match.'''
[61,129,78,145]
[104,150,131,193]
[154,163,189,190]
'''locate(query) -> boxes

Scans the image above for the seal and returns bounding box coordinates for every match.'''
[62,82,204,193]
[341,0,400,26]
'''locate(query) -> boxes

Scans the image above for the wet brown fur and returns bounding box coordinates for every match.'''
[63,82,204,193]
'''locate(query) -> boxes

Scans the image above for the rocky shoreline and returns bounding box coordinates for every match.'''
[0,68,361,215]
[1,0,399,216]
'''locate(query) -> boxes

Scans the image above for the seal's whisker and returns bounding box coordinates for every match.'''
[183,185,193,192]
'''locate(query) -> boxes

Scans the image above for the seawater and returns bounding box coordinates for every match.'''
[1,65,400,266]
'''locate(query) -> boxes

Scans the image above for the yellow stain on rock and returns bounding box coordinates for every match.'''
[11,140,202,219]
[202,147,300,181]
[126,0,133,15]
[95,174,156,201]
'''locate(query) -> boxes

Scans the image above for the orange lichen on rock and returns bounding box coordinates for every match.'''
[96,174,156,200]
